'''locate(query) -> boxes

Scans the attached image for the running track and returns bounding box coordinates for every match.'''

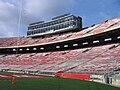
[0,74,49,78]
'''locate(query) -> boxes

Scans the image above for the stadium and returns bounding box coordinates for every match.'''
[0,13,120,90]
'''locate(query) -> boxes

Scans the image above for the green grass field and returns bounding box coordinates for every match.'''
[0,77,120,90]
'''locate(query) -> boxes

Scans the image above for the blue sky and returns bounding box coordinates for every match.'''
[0,0,120,37]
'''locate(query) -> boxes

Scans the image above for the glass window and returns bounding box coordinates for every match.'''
[50,22,52,25]
[58,25,60,29]
[60,20,62,23]
[61,24,64,28]
[37,30,40,33]
[48,23,50,26]
[61,19,64,23]
[35,30,37,34]
[30,31,32,35]
[43,24,45,27]
[56,26,59,30]
[36,25,38,28]
[36,30,38,34]
[59,24,62,29]
[73,21,76,26]
[32,31,34,34]
[38,30,40,33]
[54,21,57,24]
[66,22,69,27]
[41,29,43,33]
[51,22,53,25]
[57,20,59,24]
[27,32,29,35]
[32,27,34,29]
[54,26,56,30]
[70,22,72,26]
[41,24,43,27]
[45,23,47,27]
[50,27,52,30]
[46,23,48,26]
[43,28,45,32]
[52,22,54,25]
[48,27,50,31]
[45,28,47,32]
[31,31,33,34]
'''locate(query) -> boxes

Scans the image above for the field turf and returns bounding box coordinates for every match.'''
[0,77,120,90]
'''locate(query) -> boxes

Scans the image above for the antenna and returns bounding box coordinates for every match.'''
[16,0,23,54]
[15,0,23,75]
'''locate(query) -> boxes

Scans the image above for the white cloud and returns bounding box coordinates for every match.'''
[0,0,19,37]
[24,0,74,17]
[0,0,74,37]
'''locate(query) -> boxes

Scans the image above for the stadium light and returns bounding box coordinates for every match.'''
[19,49,23,51]
[33,48,37,50]
[73,44,78,46]
[93,40,99,43]
[26,48,30,51]
[117,36,120,39]
[104,38,112,41]
[13,49,16,51]
[64,45,68,47]
[56,46,60,48]
[40,47,44,50]
[82,42,88,45]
